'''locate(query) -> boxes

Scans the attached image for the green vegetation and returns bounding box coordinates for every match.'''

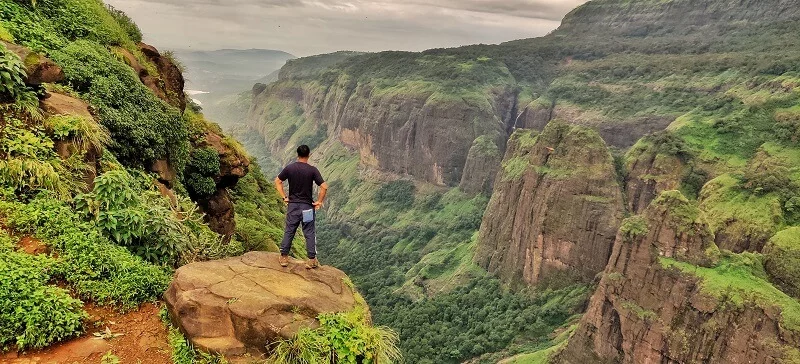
[763,227,800,298]
[505,325,577,364]
[53,40,187,169]
[0,194,171,308]
[660,253,800,334]
[0,116,87,199]
[269,308,401,364]
[503,157,529,181]
[374,180,416,209]
[75,168,231,266]
[619,215,649,242]
[160,308,228,364]
[0,231,86,351]
[0,42,26,100]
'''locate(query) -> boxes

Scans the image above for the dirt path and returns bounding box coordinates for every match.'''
[0,302,173,364]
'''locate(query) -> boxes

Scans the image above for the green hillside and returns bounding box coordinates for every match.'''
[239,0,800,362]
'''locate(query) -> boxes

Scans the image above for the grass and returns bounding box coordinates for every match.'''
[660,254,800,335]
[505,324,577,364]
[698,174,785,243]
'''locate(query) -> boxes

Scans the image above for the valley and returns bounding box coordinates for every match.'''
[1,0,799,363]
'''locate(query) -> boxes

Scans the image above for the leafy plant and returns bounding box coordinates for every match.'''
[269,308,401,364]
[0,42,27,100]
[0,195,171,308]
[44,114,111,153]
[0,117,87,198]
[0,250,86,350]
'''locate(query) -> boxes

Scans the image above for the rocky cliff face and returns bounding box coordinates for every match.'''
[623,136,688,214]
[247,58,517,191]
[475,122,624,287]
[555,191,800,364]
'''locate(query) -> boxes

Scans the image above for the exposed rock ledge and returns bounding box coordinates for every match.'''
[164,252,361,358]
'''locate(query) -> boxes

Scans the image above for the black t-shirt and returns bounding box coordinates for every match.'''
[278,162,325,205]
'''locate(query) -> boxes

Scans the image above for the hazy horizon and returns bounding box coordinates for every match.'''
[105,0,588,57]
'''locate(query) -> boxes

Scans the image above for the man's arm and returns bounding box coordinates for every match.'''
[314,182,329,210]
[274,177,289,205]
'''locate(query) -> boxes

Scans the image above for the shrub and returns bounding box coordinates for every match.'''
[0,195,171,308]
[0,117,87,198]
[0,42,26,100]
[44,114,111,153]
[185,173,217,198]
[619,215,649,242]
[188,147,220,176]
[269,308,401,364]
[51,40,188,170]
[0,250,86,350]
[374,180,415,209]
[76,169,227,266]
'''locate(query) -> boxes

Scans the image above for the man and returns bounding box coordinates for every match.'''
[275,145,328,269]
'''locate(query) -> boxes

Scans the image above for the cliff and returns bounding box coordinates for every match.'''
[475,122,624,287]
[247,52,517,190]
[556,191,800,363]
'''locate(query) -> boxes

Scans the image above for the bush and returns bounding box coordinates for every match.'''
[269,308,401,364]
[51,40,188,170]
[0,42,27,100]
[76,169,228,266]
[0,116,87,198]
[188,147,220,176]
[619,215,649,242]
[0,247,86,350]
[374,180,416,209]
[0,195,171,308]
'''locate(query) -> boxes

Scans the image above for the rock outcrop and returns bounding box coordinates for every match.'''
[164,252,363,358]
[2,41,63,86]
[194,130,250,240]
[555,191,800,364]
[138,42,186,112]
[623,137,687,214]
[117,43,186,111]
[475,122,624,287]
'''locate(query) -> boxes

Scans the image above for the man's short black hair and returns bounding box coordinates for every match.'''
[297,145,311,158]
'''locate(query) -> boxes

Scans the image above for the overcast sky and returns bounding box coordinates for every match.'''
[105,0,588,56]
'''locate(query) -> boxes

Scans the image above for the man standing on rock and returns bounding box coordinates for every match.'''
[275,145,328,269]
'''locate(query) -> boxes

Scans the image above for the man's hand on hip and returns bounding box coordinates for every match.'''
[283,197,289,205]
[313,201,324,210]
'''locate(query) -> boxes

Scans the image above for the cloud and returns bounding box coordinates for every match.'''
[105,0,587,56]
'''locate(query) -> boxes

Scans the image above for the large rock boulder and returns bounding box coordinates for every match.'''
[164,252,362,358]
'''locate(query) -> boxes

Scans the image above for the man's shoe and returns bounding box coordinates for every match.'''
[305,258,320,269]
[279,255,289,267]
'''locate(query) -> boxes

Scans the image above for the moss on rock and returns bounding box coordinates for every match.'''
[764,227,800,298]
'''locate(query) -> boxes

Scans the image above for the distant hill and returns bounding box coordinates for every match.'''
[174,48,295,106]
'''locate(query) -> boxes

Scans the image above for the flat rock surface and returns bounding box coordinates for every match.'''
[164,252,359,358]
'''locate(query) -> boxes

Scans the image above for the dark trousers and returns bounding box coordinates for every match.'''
[280,203,317,259]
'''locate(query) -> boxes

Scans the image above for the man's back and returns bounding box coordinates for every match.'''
[278,162,324,205]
